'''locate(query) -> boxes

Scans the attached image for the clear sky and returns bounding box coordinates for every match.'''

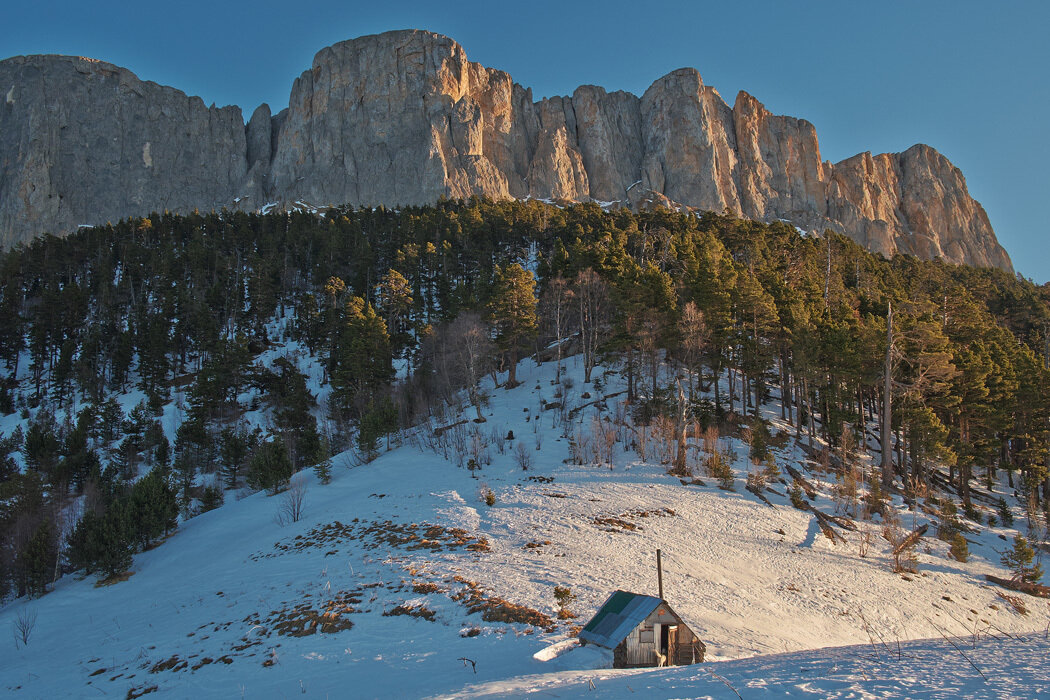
[3,0,1047,281]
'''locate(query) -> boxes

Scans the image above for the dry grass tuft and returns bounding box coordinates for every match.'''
[450,576,556,632]
[593,508,675,532]
[412,581,444,595]
[383,604,437,621]
[243,590,361,638]
[96,571,134,587]
[149,655,187,674]
[256,519,491,560]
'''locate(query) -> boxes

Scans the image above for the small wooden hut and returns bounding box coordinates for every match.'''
[578,590,705,668]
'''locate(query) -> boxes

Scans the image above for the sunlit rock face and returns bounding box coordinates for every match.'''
[0,30,1012,271]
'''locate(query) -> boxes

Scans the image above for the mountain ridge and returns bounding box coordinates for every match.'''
[0,29,1013,271]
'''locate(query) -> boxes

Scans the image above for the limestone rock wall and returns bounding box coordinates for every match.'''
[0,30,1012,271]
[0,54,255,249]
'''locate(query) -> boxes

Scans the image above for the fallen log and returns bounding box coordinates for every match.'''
[822,511,858,532]
[892,524,928,558]
[800,504,847,544]
[928,469,998,507]
[784,464,818,500]
[433,419,468,437]
[811,510,846,544]
[746,483,775,508]
[984,574,1050,598]
[796,441,844,474]
[568,390,627,419]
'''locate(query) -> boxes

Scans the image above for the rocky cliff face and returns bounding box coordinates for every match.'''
[0,55,257,249]
[0,30,1013,271]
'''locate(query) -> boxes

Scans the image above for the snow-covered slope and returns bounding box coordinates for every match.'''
[445,635,1050,699]
[2,355,1048,698]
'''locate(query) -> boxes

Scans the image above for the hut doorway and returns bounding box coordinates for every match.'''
[661,624,678,663]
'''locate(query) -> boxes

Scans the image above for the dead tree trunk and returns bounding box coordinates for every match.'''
[673,380,688,474]
[984,574,1050,598]
[881,301,894,488]
[824,233,831,308]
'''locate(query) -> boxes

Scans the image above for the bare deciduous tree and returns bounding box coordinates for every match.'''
[594,416,618,466]
[673,379,689,474]
[469,425,491,467]
[575,269,610,384]
[515,441,532,471]
[570,422,590,465]
[277,474,307,525]
[881,300,894,487]
[13,608,36,647]
[678,302,708,401]
[639,318,663,400]
[429,314,494,422]
[449,423,468,468]
[652,414,676,465]
[540,276,574,382]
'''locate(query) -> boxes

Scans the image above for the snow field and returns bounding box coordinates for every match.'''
[2,353,1048,698]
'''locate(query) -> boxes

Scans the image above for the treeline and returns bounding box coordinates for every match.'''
[1,198,1049,599]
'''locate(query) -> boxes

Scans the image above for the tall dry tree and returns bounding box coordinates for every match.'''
[673,379,689,474]
[881,301,894,488]
[574,268,609,384]
[459,317,495,423]
[678,301,708,402]
[540,275,574,382]
[430,313,494,422]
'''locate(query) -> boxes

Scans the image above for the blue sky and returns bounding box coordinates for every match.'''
[4,0,1047,281]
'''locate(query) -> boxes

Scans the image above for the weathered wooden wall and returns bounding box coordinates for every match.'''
[612,605,705,668]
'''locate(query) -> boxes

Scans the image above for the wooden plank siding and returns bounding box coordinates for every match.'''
[612,605,705,668]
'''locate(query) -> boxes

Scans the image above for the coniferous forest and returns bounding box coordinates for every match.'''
[2,198,1050,600]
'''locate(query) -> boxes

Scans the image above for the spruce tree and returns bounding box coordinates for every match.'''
[1002,534,1044,583]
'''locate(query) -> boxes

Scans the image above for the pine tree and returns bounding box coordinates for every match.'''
[23,411,61,486]
[487,263,537,388]
[247,437,293,495]
[67,507,133,578]
[375,268,414,355]
[358,398,398,461]
[0,428,23,482]
[219,424,255,489]
[330,297,394,420]
[18,518,56,597]
[314,435,332,485]
[1002,534,1044,583]
[128,470,178,548]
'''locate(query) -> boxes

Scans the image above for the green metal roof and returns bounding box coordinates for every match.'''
[579,590,665,649]
[582,590,635,633]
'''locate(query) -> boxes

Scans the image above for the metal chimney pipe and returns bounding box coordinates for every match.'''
[657,549,664,600]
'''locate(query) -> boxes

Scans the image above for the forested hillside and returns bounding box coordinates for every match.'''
[1,198,1049,601]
